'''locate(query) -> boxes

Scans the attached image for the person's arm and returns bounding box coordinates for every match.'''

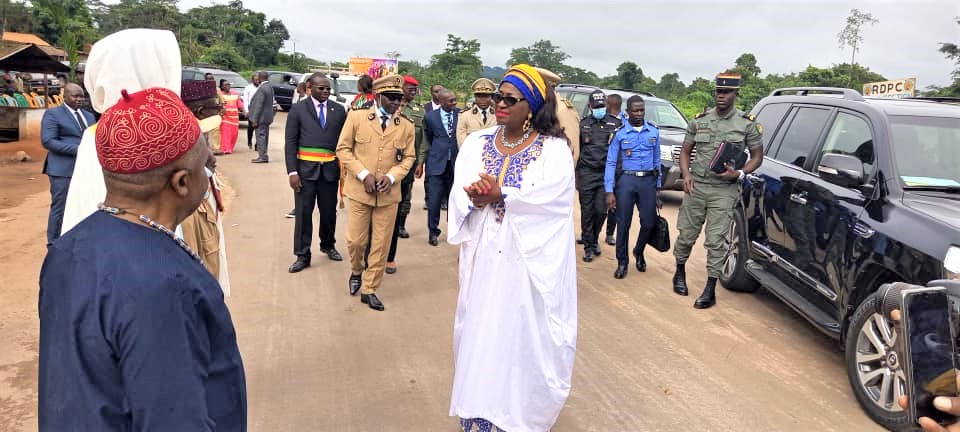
[418,114,432,165]
[654,130,662,189]
[456,113,468,147]
[388,122,417,182]
[284,105,300,177]
[604,131,621,194]
[248,90,262,123]
[335,113,367,178]
[114,279,216,431]
[742,121,764,175]
[41,110,78,156]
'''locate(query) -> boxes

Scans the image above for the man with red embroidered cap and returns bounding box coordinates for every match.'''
[38,87,247,432]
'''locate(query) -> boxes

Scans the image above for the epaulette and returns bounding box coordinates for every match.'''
[694,112,706,119]
[742,112,756,122]
[397,112,413,123]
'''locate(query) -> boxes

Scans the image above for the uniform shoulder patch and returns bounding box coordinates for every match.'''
[397,112,414,123]
[694,112,707,119]
[367,112,376,121]
[743,113,756,122]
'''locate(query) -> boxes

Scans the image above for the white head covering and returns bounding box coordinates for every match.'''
[62,29,183,235]
[84,28,182,113]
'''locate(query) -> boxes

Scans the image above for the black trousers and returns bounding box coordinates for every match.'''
[426,160,455,236]
[246,123,255,147]
[387,171,416,262]
[293,177,338,258]
[615,175,657,264]
[576,167,607,250]
[605,209,617,236]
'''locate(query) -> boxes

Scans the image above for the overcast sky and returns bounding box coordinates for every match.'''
[169,0,958,88]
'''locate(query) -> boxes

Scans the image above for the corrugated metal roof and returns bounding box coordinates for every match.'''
[1,32,52,47]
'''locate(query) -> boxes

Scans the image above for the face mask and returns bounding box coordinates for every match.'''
[592,108,606,120]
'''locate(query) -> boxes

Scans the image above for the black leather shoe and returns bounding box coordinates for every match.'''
[385,263,397,274]
[592,246,602,256]
[288,257,310,273]
[605,235,616,246]
[441,202,448,211]
[398,226,410,238]
[673,265,689,296]
[251,157,268,163]
[428,234,439,246]
[614,263,628,279]
[583,249,595,262]
[694,278,717,309]
[361,293,385,311]
[349,274,362,296]
[636,259,646,272]
[321,248,343,261]
[576,238,584,245]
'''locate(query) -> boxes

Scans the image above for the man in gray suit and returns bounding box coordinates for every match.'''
[249,70,275,163]
[41,84,95,246]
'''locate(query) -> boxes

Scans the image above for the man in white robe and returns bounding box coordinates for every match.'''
[59,28,230,292]
[448,126,578,432]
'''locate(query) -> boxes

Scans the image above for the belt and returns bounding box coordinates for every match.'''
[298,147,336,163]
[621,169,658,177]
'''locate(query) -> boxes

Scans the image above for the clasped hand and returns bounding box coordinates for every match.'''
[464,173,502,208]
[363,174,393,194]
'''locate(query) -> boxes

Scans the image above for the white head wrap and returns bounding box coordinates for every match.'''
[84,28,182,112]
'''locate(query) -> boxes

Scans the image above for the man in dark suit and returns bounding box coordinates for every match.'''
[419,88,459,246]
[41,83,95,246]
[285,73,347,273]
[249,70,275,163]
[420,84,445,210]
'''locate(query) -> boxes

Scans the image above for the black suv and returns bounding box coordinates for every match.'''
[265,70,301,111]
[719,87,960,431]
[555,84,689,190]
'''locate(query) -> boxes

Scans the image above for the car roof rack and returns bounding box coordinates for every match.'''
[769,87,865,101]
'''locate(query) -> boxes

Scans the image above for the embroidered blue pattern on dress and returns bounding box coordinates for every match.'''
[481,129,544,222]
[460,418,502,432]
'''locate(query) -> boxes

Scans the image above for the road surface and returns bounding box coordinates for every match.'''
[0,116,885,431]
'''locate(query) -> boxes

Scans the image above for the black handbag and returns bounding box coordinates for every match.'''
[648,202,671,252]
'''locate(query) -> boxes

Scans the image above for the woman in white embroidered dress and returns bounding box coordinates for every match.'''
[448,64,578,432]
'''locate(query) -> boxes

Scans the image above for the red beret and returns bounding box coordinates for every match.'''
[96,87,201,174]
[403,75,419,86]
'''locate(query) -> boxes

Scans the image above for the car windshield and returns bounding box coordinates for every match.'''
[632,99,688,129]
[268,73,300,85]
[213,72,248,90]
[891,115,960,188]
[333,77,359,95]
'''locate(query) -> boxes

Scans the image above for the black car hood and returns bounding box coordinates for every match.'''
[903,193,960,230]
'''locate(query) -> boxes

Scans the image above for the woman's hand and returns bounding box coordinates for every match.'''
[464,173,502,207]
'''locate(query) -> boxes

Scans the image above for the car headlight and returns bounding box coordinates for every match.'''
[660,145,672,162]
[944,246,960,279]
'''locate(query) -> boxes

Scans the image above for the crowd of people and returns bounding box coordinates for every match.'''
[34,26,960,432]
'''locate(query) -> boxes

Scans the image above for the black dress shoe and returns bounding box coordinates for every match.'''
[428,234,439,246]
[614,263,628,279]
[636,259,647,272]
[576,238,584,245]
[583,249,595,262]
[385,265,397,275]
[592,246,601,256]
[361,293,385,311]
[321,248,343,261]
[673,264,688,296]
[288,257,310,273]
[441,202,448,211]
[605,235,616,246]
[349,274,362,296]
[398,226,410,238]
[251,157,269,163]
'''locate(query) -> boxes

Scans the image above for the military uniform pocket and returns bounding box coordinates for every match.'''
[694,133,711,143]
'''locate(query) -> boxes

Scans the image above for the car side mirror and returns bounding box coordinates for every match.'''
[817,153,865,188]
[330,72,340,79]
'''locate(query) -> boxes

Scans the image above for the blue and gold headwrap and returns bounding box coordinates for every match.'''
[501,64,547,114]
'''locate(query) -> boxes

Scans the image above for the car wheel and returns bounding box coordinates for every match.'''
[845,293,911,431]
[719,209,759,293]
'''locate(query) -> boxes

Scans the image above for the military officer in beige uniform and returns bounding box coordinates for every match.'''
[536,67,581,161]
[673,73,763,309]
[456,78,497,146]
[336,75,417,311]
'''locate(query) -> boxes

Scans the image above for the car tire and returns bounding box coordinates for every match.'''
[719,209,760,293]
[844,293,911,432]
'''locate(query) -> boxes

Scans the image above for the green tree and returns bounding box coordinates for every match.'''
[616,61,641,90]
[837,9,878,70]
[90,0,181,35]
[1,0,38,33]
[507,40,569,71]
[200,43,249,71]
[733,53,761,78]
[930,17,960,96]
[654,73,685,100]
[421,34,483,98]
[28,0,96,46]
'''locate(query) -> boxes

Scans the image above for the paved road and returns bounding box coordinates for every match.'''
[0,115,885,431]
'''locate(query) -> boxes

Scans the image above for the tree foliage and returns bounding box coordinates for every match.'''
[837,9,878,66]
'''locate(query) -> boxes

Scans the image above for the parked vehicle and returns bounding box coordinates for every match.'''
[721,87,960,431]
[265,70,301,111]
[26,73,61,96]
[295,71,352,109]
[556,83,688,190]
[182,65,250,120]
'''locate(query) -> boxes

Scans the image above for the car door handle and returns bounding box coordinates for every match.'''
[789,192,808,205]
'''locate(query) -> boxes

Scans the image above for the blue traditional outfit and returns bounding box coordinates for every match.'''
[448,65,578,432]
[38,86,246,431]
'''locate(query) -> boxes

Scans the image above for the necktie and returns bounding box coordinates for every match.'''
[482,109,487,125]
[318,103,326,128]
[74,110,87,131]
[446,111,455,137]
[381,114,389,131]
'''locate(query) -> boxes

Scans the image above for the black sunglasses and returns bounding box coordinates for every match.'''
[492,93,525,107]
[312,86,331,91]
[382,93,403,102]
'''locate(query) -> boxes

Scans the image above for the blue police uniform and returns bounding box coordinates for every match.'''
[605,119,661,273]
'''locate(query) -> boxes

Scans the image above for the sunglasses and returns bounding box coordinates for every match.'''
[382,93,404,102]
[492,93,526,107]
[312,86,331,91]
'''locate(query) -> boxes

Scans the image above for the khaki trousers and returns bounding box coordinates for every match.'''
[347,200,398,295]
[180,201,220,278]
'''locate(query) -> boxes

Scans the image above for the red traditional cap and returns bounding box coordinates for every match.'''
[96,87,201,174]
[403,75,419,86]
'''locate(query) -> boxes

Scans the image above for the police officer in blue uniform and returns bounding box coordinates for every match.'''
[578,90,622,262]
[605,95,661,279]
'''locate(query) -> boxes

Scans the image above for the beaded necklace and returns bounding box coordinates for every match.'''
[98,203,202,262]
